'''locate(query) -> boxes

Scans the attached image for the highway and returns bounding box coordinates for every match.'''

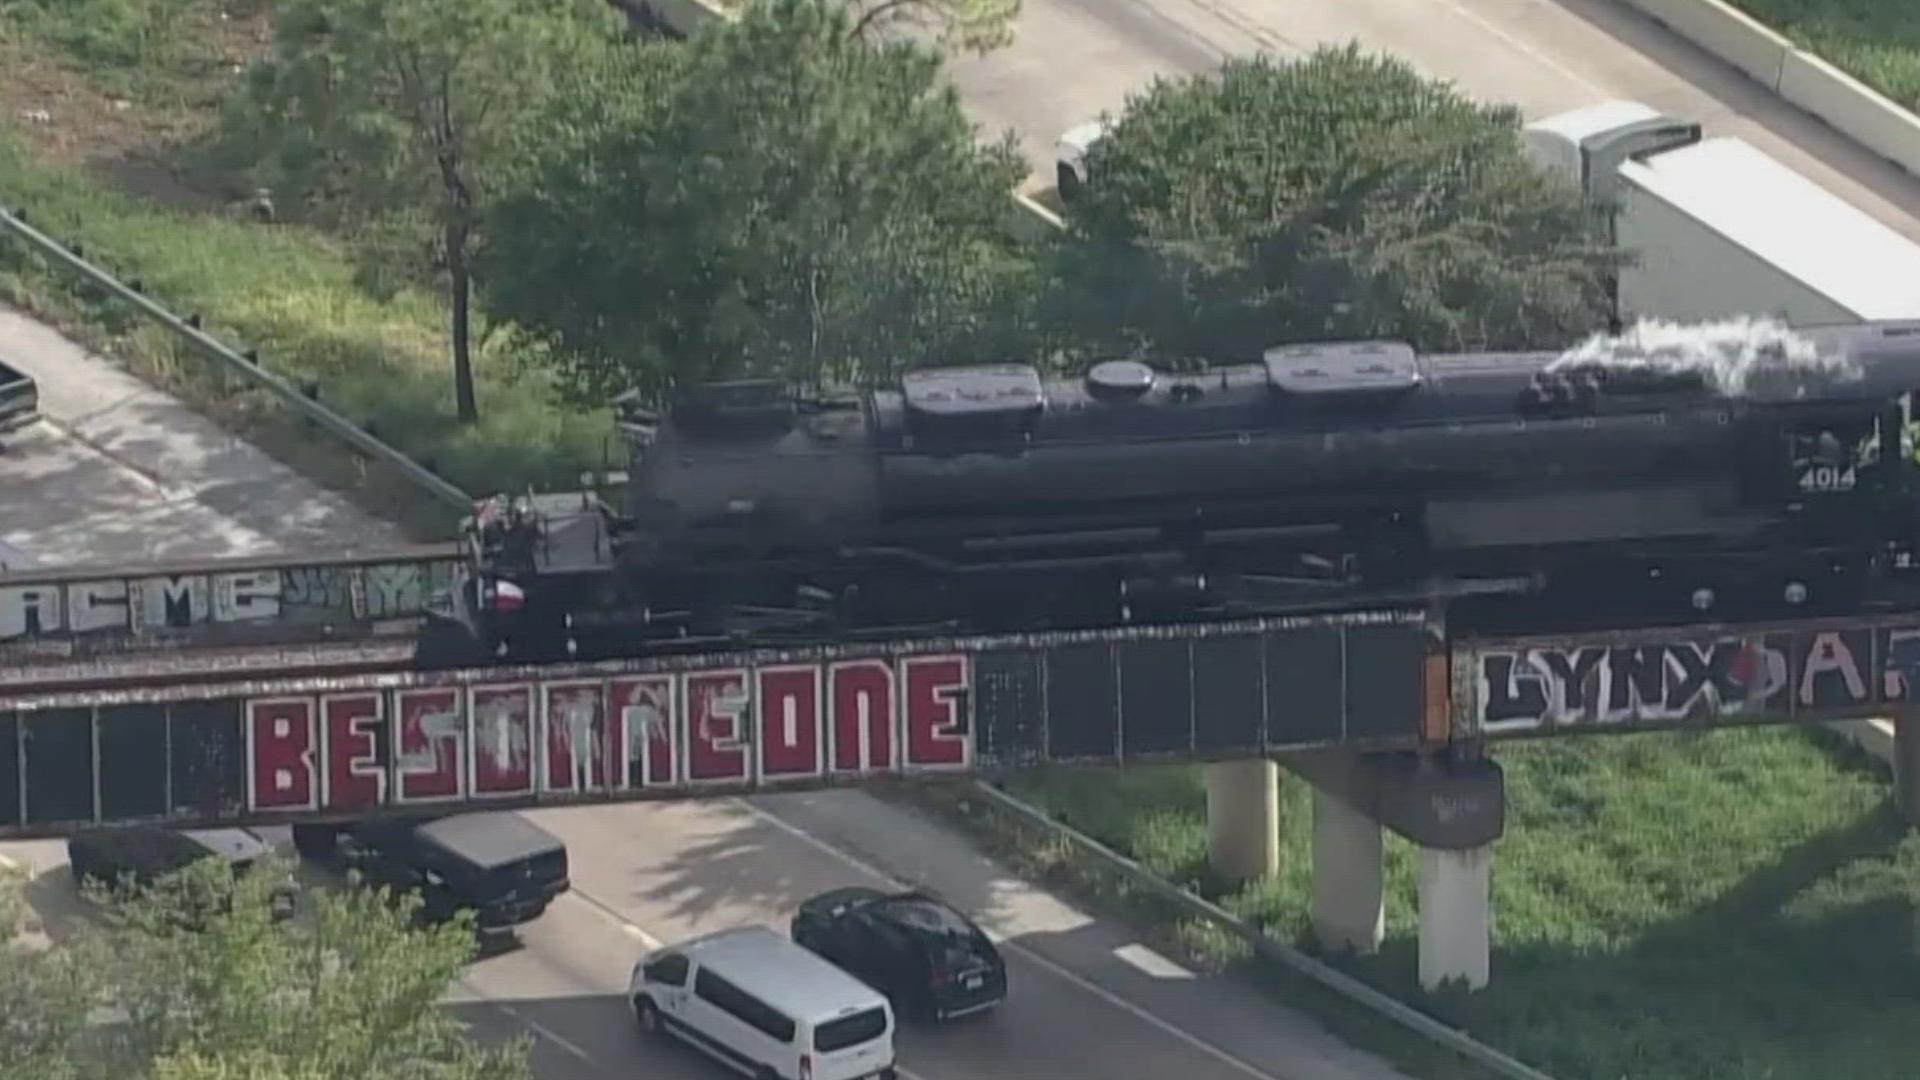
[947,0,1920,242]
[0,302,401,570]
[1,790,1412,1080]
[10,0,1920,1076]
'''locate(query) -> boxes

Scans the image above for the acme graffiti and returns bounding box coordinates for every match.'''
[245,655,973,814]
[0,559,459,643]
[1469,620,1920,735]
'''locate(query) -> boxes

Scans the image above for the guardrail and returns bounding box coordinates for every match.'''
[0,203,475,513]
[1622,0,1920,178]
[962,779,1560,1080]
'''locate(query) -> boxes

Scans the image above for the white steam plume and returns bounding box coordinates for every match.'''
[1546,316,1861,398]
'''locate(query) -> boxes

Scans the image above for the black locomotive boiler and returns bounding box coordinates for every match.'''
[421,320,1920,665]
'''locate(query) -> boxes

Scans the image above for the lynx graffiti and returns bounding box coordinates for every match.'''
[1468,617,1920,736]
[244,655,972,814]
[0,558,460,642]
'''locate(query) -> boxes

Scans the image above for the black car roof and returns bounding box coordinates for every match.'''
[800,886,890,919]
[412,811,564,869]
[69,826,221,878]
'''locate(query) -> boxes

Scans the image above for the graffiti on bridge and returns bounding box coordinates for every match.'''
[1465,616,1920,735]
[0,612,1430,834]
[0,559,460,642]
[245,656,974,815]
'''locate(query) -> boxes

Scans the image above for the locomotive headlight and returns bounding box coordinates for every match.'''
[1691,587,1715,611]
[1785,582,1809,605]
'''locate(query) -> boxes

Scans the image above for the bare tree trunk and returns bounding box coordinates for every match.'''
[446,215,478,424]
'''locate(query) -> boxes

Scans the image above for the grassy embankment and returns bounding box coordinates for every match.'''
[895,728,1920,1080]
[0,0,607,538]
[1731,0,1920,110]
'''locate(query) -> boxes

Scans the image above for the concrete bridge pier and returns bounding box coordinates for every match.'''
[1896,714,1920,827]
[1310,785,1385,954]
[1206,749,1505,991]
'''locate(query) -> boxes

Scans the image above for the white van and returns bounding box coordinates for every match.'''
[628,925,899,1080]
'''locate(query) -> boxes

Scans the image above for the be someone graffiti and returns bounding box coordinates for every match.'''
[0,559,459,642]
[245,655,973,814]
[1470,621,1920,735]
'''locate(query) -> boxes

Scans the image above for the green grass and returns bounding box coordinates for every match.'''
[1731,0,1920,112]
[953,730,1920,1080]
[0,125,608,537]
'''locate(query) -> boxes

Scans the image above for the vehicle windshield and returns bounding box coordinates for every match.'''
[880,898,980,944]
[813,1007,888,1053]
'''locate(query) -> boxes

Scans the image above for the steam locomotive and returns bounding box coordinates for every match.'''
[419,319,1920,666]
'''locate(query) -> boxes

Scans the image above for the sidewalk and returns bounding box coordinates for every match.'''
[0,302,404,570]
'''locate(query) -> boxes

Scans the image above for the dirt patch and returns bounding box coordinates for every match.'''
[0,6,274,213]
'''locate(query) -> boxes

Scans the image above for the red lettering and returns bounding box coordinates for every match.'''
[394,688,464,802]
[322,693,385,811]
[470,685,534,796]
[610,676,676,788]
[829,660,895,774]
[543,681,607,793]
[758,666,822,779]
[247,698,316,811]
[685,670,750,783]
[902,655,971,769]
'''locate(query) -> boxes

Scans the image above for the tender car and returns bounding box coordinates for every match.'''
[790,887,1006,1022]
[297,811,570,944]
[67,825,298,921]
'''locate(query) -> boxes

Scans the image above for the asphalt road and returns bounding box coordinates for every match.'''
[948,0,1920,242]
[0,303,402,569]
[1,791,1413,1080]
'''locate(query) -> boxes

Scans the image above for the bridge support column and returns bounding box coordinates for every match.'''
[1895,714,1920,827]
[1417,844,1492,991]
[1204,759,1281,884]
[1311,786,1384,954]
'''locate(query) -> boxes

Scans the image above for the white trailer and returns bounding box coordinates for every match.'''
[1524,100,1920,327]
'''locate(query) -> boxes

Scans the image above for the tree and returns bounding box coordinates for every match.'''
[221,0,627,423]
[480,0,1039,403]
[0,856,529,1080]
[842,0,1022,54]
[1049,45,1616,360]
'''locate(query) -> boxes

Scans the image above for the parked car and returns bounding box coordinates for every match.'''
[294,811,569,945]
[629,925,899,1080]
[67,825,298,922]
[790,887,1006,1022]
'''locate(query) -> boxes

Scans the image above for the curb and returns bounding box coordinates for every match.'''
[1620,0,1920,178]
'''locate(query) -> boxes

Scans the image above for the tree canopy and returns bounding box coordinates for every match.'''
[0,856,529,1080]
[1050,45,1616,360]
[478,0,1037,403]
[219,0,627,421]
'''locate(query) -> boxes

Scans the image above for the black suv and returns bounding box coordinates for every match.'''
[68,825,299,922]
[791,887,1007,1022]
[295,811,569,944]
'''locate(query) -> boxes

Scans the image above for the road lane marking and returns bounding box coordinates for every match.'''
[731,798,1293,1080]
[1115,942,1196,980]
[559,886,663,950]
[1422,0,1611,98]
[460,986,596,1065]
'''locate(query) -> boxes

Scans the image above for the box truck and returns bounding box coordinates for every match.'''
[1524,100,1920,328]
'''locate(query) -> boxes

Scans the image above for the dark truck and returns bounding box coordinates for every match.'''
[0,354,37,434]
[293,811,570,944]
[68,825,300,923]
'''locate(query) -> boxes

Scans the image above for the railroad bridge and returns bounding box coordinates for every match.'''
[7,547,1920,993]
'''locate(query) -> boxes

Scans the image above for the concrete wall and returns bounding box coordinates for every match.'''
[1621,0,1920,178]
